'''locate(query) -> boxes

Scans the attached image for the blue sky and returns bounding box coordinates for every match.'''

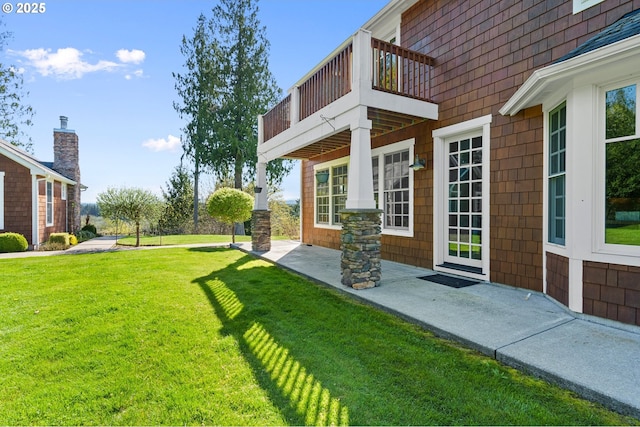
[1,0,388,203]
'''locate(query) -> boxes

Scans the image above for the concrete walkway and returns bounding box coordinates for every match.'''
[234,240,640,419]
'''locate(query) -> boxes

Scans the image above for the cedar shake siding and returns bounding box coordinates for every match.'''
[583,261,640,326]
[260,0,640,327]
[37,180,69,244]
[546,252,569,307]
[0,155,32,240]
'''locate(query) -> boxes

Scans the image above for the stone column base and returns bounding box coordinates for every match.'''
[340,209,382,289]
[251,210,271,252]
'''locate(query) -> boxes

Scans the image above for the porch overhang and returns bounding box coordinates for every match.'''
[500,33,640,116]
[258,93,437,162]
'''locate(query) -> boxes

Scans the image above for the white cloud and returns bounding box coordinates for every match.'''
[142,134,181,152]
[125,69,144,80]
[116,49,146,64]
[10,47,120,79]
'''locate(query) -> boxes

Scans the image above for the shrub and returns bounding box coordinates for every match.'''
[49,233,70,246]
[76,230,96,242]
[69,234,78,245]
[0,232,28,253]
[39,241,68,251]
[82,224,97,234]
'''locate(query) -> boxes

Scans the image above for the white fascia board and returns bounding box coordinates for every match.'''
[362,0,419,38]
[500,34,640,116]
[363,89,439,120]
[0,142,77,185]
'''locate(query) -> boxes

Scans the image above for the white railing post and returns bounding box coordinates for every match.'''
[352,29,373,96]
[290,86,300,126]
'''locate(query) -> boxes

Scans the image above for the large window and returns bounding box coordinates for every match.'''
[314,139,415,234]
[314,163,348,227]
[46,180,53,226]
[604,83,640,247]
[372,139,414,236]
[549,103,566,245]
[382,150,410,230]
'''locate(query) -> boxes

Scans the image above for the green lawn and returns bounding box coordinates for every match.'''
[116,234,289,246]
[0,248,637,425]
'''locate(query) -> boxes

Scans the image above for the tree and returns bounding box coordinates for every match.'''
[97,187,161,247]
[209,0,294,190]
[206,187,253,243]
[173,14,221,232]
[0,20,34,151]
[159,164,194,233]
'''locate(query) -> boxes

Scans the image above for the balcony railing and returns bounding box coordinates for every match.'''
[262,94,290,142]
[261,32,434,143]
[371,38,433,100]
[299,43,353,121]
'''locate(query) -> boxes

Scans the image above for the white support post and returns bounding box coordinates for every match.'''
[346,106,376,210]
[254,161,268,210]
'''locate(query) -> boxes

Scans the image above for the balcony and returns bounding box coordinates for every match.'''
[259,29,438,162]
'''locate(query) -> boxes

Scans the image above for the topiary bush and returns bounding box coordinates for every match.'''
[82,224,97,235]
[0,232,28,253]
[49,233,70,246]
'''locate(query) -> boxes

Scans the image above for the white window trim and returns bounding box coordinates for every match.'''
[314,157,350,230]
[312,138,416,236]
[372,138,415,237]
[433,115,491,280]
[0,171,4,229]
[46,179,54,227]
[594,77,640,258]
[61,182,67,201]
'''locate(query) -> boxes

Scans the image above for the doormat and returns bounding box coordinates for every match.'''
[418,274,479,289]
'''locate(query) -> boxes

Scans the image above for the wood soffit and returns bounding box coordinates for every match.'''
[284,107,428,160]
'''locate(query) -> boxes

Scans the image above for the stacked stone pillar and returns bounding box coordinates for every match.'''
[252,210,271,252]
[340,209,382,289]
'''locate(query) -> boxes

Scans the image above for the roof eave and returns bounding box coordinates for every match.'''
[500,33,640,116]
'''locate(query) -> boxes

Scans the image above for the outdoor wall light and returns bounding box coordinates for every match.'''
[409,154,426,171]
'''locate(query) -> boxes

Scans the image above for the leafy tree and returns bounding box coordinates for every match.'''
[0,20,34,151]
[173,14,221,232]
[97,187,161,247]
[159,164,194,233]
[206,187,253,243]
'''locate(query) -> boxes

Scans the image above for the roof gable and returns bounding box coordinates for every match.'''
[0,138,77,185]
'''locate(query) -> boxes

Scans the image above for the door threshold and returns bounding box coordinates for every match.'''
[437,262,483,275]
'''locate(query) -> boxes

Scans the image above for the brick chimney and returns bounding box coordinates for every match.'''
[53,116,81,232]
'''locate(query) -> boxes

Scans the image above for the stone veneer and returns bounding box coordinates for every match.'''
[340,209,382,289]
[251,210,271,252]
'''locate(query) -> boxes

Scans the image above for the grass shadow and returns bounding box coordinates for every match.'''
[192,252,350,426]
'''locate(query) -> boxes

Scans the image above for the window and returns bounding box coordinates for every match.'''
[383,150,410,229]
[0,171,4,229]
[316,169,330,225]
[61,183,67,200]
[46,180,53,226]
[314,162,348,227]
[549,103,567,245]
[371,138,415,236]
[604,83,640,247]
[332,165,348,224]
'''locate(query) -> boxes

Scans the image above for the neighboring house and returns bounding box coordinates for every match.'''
[253,0,640,327]
[0,116,83,248]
